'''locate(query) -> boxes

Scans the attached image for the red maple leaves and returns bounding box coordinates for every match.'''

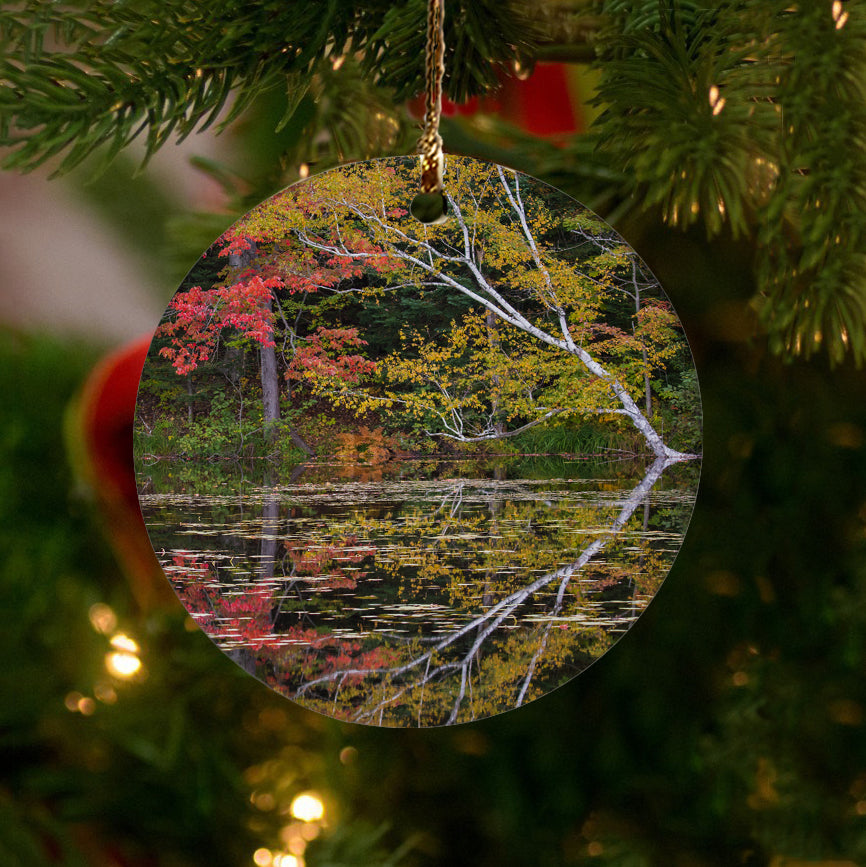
[156,222,392,381]
[164,536,396,688]
[158,276,281,375]
[286,327,377,385]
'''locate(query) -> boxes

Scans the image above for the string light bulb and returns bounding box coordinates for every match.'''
[289,792,325,822]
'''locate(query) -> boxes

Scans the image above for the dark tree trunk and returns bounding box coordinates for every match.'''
[230,241,281,449]
[186,374,194,425]
[228,240,315,456]
[227,647,257,675]
[260,316,280,447]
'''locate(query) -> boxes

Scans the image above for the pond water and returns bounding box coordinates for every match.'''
[137,456,700,726]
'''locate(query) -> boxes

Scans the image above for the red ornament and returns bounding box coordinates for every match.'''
[72,335,178,612]
[408,63,584,137]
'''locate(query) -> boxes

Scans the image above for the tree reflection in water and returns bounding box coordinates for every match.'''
[145,457,697,726]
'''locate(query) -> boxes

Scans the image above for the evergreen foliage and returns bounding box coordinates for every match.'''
[3,1,865,364]
[0,0,535,173]
[592,0,866,364]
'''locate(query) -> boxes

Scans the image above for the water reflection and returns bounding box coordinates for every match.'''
[139,457,698,726]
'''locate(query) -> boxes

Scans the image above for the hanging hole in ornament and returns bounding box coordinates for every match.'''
[410,190,449,225]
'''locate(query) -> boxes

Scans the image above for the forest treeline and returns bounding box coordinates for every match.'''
[135,158,701,464]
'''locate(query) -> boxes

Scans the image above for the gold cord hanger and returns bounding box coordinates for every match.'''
[410,0,448,224]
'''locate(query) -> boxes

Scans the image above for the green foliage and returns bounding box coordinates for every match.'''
[3,0,865,363]
[175,391,233,455]
[593,2,774,238]
[654,366,702,454]
[512,419,636,456]
[0,0,538,175]
[368,0,540,102]
[353,285,475,359]
[136,392,275,459]
[132,416,177,458]
[226,54,419,192]
[591,0,866,364]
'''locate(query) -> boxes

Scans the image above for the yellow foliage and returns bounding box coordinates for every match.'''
[227,156,694,455]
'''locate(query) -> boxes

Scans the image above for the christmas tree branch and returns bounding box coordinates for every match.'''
[2,0,865,363]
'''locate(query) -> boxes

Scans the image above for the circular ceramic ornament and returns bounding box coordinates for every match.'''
[134,156,701,726]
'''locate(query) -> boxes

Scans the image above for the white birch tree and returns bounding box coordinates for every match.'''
[234,157,698,461]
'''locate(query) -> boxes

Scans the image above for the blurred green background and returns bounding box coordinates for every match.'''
[3,2,866,865]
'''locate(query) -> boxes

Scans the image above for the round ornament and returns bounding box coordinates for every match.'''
[134,155,701,726]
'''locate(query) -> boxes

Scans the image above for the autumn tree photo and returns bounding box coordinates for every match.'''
[137,157,699,463]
